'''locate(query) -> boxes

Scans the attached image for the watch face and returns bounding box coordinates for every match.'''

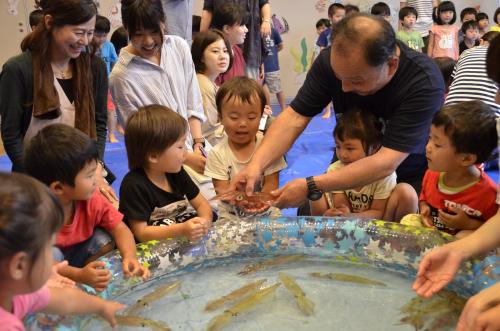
[308,190,323,201]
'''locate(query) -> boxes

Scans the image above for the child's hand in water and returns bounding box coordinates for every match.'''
[98,300,126,328]
[189,216,211,234]
[48,261,76,288]
[183,219,206,242]
[122,256,150,280]
[79,261,112,292]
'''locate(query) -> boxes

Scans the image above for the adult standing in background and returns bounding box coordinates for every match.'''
[161,0,194,43]
[0,0,115,200]
[400,0,438,53]
[199,0,272,80]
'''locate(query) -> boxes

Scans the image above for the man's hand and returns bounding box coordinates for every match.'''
[229,163,263,196]
[184,152,206,174]
[271,178,308,208]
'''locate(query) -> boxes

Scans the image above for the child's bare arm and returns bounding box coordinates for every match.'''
[189,192,213,230]
[427,32,435,57]
[57,262,111,292]
[309,194,329,216]
[212,179,230,195]
[109,222,149,280]
[43,287,125,328]
[129,219,188,242]
[261,172,279,193]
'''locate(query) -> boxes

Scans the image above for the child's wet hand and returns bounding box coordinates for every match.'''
[100,300,126,328]
[122,257,149,280]
[184,219,205,242]
[80,261,112,292]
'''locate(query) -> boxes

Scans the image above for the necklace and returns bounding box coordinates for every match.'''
[51,61,71,79]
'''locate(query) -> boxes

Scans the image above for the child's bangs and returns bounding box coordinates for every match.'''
[439,2,455,14]
[125,5,163,35]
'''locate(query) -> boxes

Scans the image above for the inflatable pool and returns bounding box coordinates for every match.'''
[26,216,500,330]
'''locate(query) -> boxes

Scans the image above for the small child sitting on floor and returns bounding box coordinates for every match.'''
[119,105,212,243]
[403,101,498,238]
[310,108,414,220]
[24,124,149,292]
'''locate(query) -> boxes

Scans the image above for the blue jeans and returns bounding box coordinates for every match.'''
[53,228,114,268]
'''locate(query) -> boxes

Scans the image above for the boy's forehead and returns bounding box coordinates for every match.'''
[221,94,261,111]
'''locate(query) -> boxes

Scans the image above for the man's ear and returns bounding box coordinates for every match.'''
[387,55,400,77]
[461,153,478,166]
[8,251,29,280]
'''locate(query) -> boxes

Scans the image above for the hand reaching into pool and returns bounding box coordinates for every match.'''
[456,282,500,331]
[323,204,351,217]
[79,261,112,292]
[412,242,466,297]
[271,178,308,208]
[47,261,76,289]
[122,256,150,280]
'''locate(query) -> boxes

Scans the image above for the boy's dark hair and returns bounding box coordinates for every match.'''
[460,7,477,22]
[316,18,331,29]
[95,14,111,33]
[495,7,500,24]
[332,13,396,67]
[399,6,418,21]
[216,77,266,116]
[434,1,456,25]
[110,26,128,54]
[192,14,201,33]
[477,12,488,22]
[461,20,479,34]
[433,57,456,93]
[121,0,165,37]
[191,29,233,73]
[212,2,248,30]
[29,9,43,28]
[482,31,500,44]
[334,108,383,154]
[432,101,497,163]
[125,105,188,170]
[371,2,391,17]
[0,172,63,269]
[24,124,99,186]
[328,3,345,18]
[486,34,500,83]
[345,5,360,16]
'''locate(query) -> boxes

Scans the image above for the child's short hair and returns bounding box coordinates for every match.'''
[434,1,457,25]
[432,101,497,163]
[433,57,456,93]
[482,31,500,44]
[477,12,489,22]
[0,172,63,264]
[121,0,165,37]
[460,7,477,22]
[328,3,345,18]
[216,77,266,116]
[495,8,500,24]
[399,6,418,21]
[125,105,188,170]
[95,14,111,34]
[371,2,391,17]
[333,108,383,153]
[211,2,248,30]
[29,9,43,28]
[316,18,331,29]
[461,20,479,34]
[191,29,233,73]
[24,124,99,186]
[345,5,360,16]
[110,26,128,55]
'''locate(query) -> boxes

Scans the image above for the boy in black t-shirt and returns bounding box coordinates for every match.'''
[119,105,213,243]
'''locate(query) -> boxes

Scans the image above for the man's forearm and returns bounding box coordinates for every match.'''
[455,209,500,259]
[315,147,406,192]
[251,106,310,172]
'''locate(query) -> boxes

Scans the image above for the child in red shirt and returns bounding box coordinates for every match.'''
[25,124,149,291]
[418,101,498,238]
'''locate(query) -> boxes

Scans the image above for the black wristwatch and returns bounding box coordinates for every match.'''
[306,176,323,201]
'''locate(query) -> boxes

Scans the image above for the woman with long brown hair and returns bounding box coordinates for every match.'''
[0,0,114,199]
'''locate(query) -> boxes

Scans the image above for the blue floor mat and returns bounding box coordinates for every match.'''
[1,107,498,217]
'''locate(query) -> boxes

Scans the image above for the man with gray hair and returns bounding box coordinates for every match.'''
[230,14,444,220]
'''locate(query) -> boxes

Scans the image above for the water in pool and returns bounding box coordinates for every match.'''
[83,255,465,331]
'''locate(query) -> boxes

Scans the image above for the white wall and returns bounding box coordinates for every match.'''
[1,0,499,100]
